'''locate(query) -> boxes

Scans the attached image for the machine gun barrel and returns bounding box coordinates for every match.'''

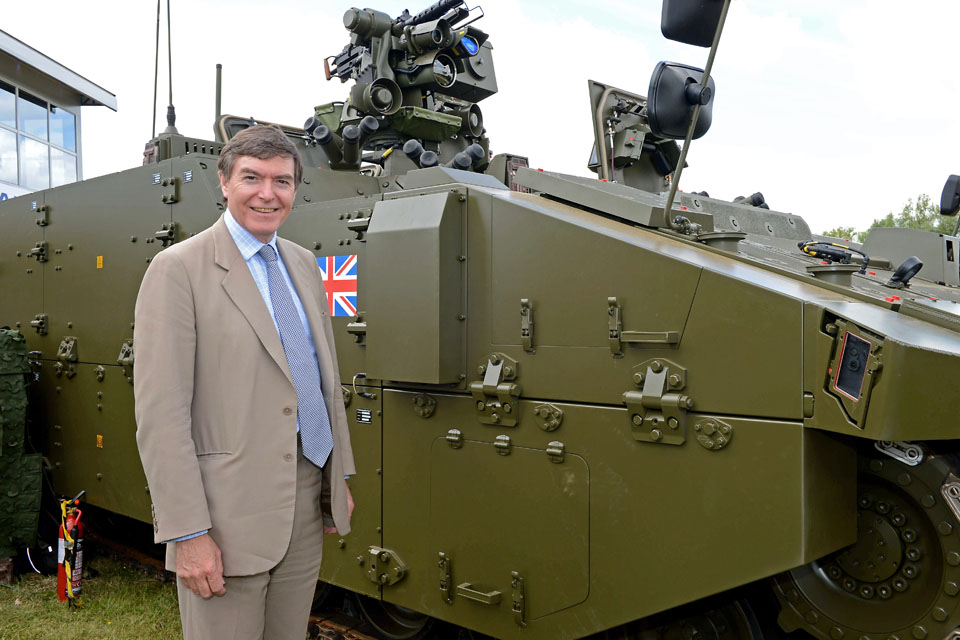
[399,0,464,26]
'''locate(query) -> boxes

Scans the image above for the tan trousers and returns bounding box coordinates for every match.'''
[177,449,325,640]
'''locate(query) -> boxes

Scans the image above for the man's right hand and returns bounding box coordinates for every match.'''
[176,533,226,598]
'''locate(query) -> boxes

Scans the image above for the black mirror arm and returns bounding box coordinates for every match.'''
[662,0,731,220]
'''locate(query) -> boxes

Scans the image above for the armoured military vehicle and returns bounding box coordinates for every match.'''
[4,0,960,638]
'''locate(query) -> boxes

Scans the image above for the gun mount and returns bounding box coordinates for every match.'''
[303,0,496,176]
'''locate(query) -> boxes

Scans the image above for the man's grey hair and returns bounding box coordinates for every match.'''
[218,125,303,186]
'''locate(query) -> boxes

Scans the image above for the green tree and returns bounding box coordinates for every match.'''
[821,225,858,242]
[822,194,950,242]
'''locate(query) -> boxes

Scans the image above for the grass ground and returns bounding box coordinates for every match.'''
[0,554,181,640]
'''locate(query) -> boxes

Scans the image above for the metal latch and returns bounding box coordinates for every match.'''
[511,571,526,627]
[520,298,534,353]
[55,336,78,379]
[456,583,501,605]
[30,313,48,335]
[155,222,181,247]
[470,353,521,427]
[875,441,923,466]
[608,297,680,357]
[346,312,366,344]
[622,358,692,445]
[941,477,960,526]
[412,393,436,418]
[362,546,407,586]
[533,403,563,431]
[28,241,48,262]
[608,297,623,356]
[438,552,453,604]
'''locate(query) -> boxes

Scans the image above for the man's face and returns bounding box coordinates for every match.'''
[219,154,297,243]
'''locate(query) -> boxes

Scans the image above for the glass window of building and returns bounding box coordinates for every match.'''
[18,90,47,141]
[19,135,49,190]
[49,106,76,152]
[0,128,16,184]
[0,79,79,191]
[0,80,14,129]
[50,147,76,187]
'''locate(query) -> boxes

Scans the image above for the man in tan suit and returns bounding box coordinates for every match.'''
[134,125,354,640]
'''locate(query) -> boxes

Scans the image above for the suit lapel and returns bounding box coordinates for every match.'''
[213,218,294,387]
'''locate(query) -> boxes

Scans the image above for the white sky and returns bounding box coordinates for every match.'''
[5,1,959,234]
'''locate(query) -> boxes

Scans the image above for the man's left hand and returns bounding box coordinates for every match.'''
[324,484,354,535]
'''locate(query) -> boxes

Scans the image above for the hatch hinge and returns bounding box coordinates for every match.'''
[160,176,180,203]
[622,358,692,445]
[511,571,526,628]
[28,241,48,262]
[346,208,373,240]
[438,552,454,604]
[546,441,565,463]
[470,353,520,427]
[155,222,181,248]
[30,313,48,335]
[520,298,534,353]
[445,428,463,449]
[346,312,366,344]
[117,339,134,384]
[35,204,50,227]
[117,339,134,367]
[55,336,78,379]
[362,546,407,587]
[608,297,680,357]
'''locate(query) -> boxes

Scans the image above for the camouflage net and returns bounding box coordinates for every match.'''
[0,329,41,558]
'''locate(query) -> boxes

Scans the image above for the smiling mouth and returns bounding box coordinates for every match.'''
[252,207,277,213]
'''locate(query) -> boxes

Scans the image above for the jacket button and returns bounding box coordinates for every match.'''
[283,407,293,415]
[284,453,294,462]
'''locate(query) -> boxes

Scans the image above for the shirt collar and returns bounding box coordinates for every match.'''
[224,208,278,260]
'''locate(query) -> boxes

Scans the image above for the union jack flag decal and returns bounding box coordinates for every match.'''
[317,254,358,317]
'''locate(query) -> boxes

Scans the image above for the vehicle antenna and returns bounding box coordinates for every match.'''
[162,0,179,134]
[215,63,222,124]
[151,0,160,139]
[662,0,730,219]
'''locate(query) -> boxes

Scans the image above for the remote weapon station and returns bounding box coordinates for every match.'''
[4,1,960,639]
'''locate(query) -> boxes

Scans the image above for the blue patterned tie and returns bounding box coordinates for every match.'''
[257,244,334,468]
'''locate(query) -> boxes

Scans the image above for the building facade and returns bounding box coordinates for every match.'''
[0,30,116,200]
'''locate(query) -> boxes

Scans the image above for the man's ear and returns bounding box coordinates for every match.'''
[218,171,229,199]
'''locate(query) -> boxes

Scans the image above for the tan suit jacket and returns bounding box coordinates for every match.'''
[134,215,355,575]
